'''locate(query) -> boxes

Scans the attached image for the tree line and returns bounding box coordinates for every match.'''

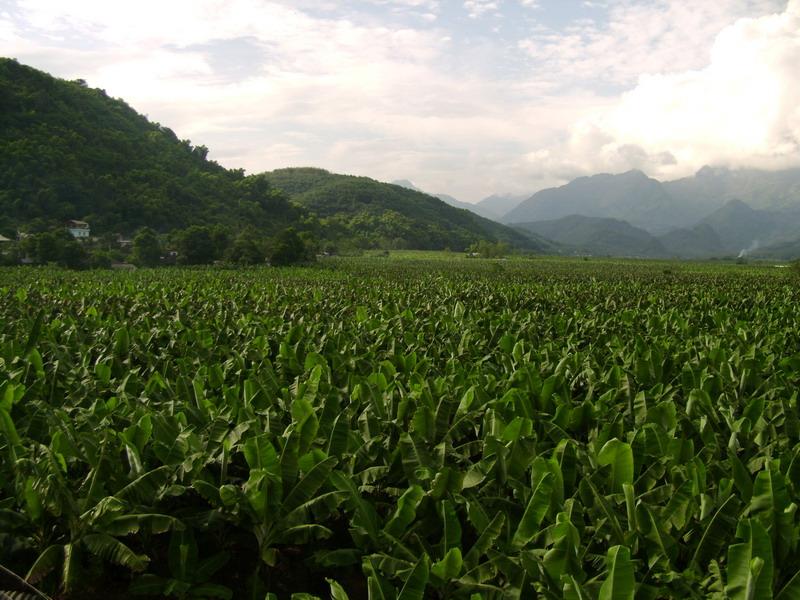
[0,225,317,268]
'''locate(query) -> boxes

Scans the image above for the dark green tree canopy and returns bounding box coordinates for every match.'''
[0,58,303,237]
[19,229,87,268]
[131,227,162,267]
[269,227,314,266]
[175,226,216,265]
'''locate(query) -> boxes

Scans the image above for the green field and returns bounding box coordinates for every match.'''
[2,257,800,599]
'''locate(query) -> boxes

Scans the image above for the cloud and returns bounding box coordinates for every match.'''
[1,0,797,201]
[464,1,499,19]
[533,0,800,179]
[0,18,18,43]
[1,0,577,200]
[519,0,787,88]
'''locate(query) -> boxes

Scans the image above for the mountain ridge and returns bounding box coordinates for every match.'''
[264,168,547,251]
[503,169,680,232]
[514,214,734,259]
[514,214,666,257]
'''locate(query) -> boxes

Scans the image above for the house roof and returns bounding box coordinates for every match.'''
[0,234,11,242]
[66,220,89,227]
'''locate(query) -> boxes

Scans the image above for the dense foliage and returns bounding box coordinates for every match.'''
[0,58,296,237]
[2,258,800,599]
[263,168,544,252]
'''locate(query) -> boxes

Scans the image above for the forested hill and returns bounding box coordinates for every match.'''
[263,168,546,250]
[0,58,304,237]
[0,58,545,253]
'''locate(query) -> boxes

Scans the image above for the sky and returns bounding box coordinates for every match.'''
[1,0,798,202]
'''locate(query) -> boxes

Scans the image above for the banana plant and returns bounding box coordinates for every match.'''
[129,529,232,599]
[212,429,341,578]
[23,463,180,594]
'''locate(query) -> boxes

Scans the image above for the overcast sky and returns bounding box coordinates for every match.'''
[2,0,798,201]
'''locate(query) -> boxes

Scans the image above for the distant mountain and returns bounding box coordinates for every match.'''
[392,167,800,258]
[513,214,738,259]
[750,236,800,260]
[514,215,666,257]
[392,179,509,221]
[477,194,529,220]
[505,167,800,240]
[504,170,680,232]
[264,168,547,251]
[391,180,498,220]
[697,198,800,254]
[658,224,726,258]
[665,166,800,212]
[437,192,529,222]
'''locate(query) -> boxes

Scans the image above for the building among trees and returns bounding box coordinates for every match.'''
[66,220,90,239]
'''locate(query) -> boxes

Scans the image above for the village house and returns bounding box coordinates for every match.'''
[66,220,90,239]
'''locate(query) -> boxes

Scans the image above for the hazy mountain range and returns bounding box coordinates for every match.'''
[396,168,800,259]
[504,166,800,229]
[503,167,800,259]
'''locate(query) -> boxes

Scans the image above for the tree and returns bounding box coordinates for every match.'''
[175,226,215,265]
[22,230,88,268]
[227,228,265,265]
[268,227,313,266]
[33,231,61,263]
[58,234,88,269]
[209,225,231,260]
[86,249,113,269]
[131,227,162,267]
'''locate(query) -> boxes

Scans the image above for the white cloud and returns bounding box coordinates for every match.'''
[0,18,18,43]
[519,0,787,87]
[2,0,574,200]
[534,0,800,179]
[464,0,500,19]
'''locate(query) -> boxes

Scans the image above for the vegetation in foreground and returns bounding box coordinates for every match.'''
[1,258,800,599]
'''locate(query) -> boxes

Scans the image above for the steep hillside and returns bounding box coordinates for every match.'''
[264,168,546,251]
[0,58,302,236]
[504,170,679,232]
[0,59,546,252]
[514,215,666,257]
